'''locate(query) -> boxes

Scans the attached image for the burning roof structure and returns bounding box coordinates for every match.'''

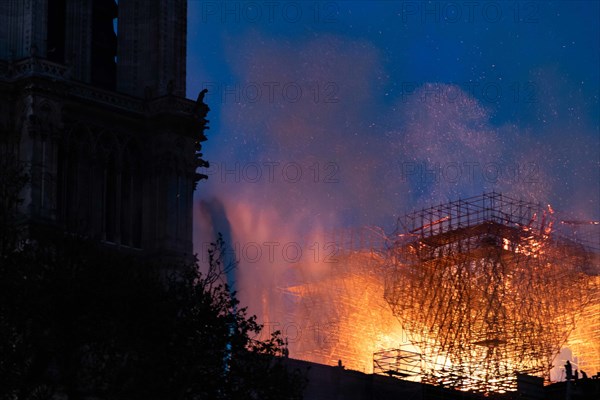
[378,192,598,393]
[278,193,598,395]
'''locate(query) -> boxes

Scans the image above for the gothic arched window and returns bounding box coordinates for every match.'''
[47,0,66,63]
[57,128,92,233]
[120,142,143,248]
[104,152,117,243]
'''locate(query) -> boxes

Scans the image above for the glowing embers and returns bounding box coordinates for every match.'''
[382,193,593,394]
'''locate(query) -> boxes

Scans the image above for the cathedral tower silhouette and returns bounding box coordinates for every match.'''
[0,0,208,261]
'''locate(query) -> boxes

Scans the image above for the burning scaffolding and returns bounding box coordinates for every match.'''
[380,192,597,393]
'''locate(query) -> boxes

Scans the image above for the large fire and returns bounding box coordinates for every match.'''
[281,250,403,373]
[271,193,599,394]
[382,194,590,393]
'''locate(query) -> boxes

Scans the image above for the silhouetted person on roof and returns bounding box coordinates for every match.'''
[565,360,573,380]
[581,370,588,379]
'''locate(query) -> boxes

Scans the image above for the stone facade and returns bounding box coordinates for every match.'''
[0,0,209,261]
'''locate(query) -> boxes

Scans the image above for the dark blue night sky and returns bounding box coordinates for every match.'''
[187,1,599,248]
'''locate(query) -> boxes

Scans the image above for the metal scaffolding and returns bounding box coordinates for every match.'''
[373,347,422,378]
[380,192,597,394]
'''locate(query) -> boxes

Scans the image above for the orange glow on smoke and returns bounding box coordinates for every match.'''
[282,251,405,373]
